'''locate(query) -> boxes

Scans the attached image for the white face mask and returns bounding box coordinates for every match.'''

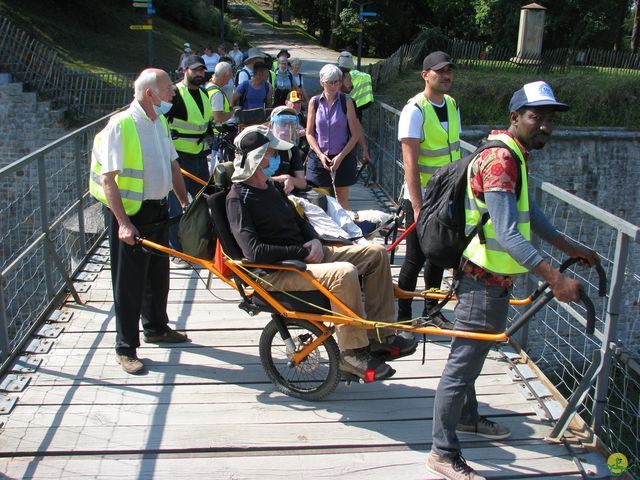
[153,101,173,115]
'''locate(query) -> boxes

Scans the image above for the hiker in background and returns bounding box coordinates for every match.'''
[232,61,273,110]
[177,42,192,74]
[273,55,296,107]
[235,47,267,87]
[306,64,361,210]
[202,45,220,82]
[229,42,244,70]
[289,58,308,103]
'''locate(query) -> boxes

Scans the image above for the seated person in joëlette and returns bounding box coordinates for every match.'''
[266,106,307,193]
[225,125,417,381]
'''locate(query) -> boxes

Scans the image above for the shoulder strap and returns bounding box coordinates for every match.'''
[339,93,347,115]
[312,95,320,111]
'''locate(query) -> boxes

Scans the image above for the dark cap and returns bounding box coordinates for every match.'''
[509,81,570,112]
[276,49,291,59]
[423,51,454,71]
[185,55,206,70]
[252,61,270,71]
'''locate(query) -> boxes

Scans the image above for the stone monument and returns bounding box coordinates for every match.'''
[512,3,546,64]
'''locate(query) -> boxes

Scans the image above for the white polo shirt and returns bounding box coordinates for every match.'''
[96,100,178,200]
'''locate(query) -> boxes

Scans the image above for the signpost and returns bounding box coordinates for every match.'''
[353,1,377,70]
[131,1,154,66]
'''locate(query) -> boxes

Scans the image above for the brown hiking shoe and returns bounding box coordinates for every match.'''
[339,347,395,382]
[426,452,486,480]
[115,354,144,374]
[456,416,511,440]
[143,327,189,344]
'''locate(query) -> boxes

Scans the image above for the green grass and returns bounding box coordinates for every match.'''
[376,65,640,128]
[242,0,318,42]
[0,0,242,74]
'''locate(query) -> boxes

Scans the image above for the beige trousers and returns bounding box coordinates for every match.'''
[263,244,396,350]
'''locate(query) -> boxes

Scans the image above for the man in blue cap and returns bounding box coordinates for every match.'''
[426,81,599,480]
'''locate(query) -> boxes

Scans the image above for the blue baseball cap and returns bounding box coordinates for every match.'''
[509,81,569,112]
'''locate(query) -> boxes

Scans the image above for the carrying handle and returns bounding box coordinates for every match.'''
[529,257,607,303]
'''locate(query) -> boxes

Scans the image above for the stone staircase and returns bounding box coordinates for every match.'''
[0,79,68,167]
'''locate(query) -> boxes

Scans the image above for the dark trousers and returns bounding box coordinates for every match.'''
[397,198,444,319]
[109,201,171,356]
[168,153,209,250]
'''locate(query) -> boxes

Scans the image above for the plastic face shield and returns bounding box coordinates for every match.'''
[271,115,299,144]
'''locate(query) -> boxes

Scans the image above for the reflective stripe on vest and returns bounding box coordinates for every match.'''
[89,113,170,215]
[170,83,212,154]
[462,133,530,275]
[350,70,374,108]
[416,93,461,186]
[205,84,230,113]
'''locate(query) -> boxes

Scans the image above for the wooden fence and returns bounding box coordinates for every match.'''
[0,16,135,117]
[367,36,640,88]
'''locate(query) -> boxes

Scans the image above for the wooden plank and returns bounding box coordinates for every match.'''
[16,373,518,406]
[0,416,558,454]
[0,443,584,479]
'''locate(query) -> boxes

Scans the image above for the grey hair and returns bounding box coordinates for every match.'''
[214,61,232,76]
[134,69,159,101]
[319,64,342,84]
[290,58,302,67]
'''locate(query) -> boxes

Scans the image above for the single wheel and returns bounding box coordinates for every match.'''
[259,318,341,401]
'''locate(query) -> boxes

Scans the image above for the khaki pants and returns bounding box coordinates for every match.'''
[263,244,396,350]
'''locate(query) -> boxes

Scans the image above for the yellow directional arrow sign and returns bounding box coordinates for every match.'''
[130,25,153,30]
[132,2,149,7]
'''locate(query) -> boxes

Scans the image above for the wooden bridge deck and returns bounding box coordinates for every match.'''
[0,184,604,479]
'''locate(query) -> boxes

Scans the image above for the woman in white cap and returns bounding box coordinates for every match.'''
[306,64,362,209]
[177,42,192,74]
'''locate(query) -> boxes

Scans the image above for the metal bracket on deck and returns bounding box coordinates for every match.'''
[48,310,73,323]
[36,324,64,339]
[0,374,30,392]
[94,247,110,257]
[507,364,537,381]
[83,262,103,273]
[24,338,53,354]
[573,452,612,479]
[73,283,91,293]
[10,355,42,373]
[0,393,18,415]
[532,400,564,421]
[89,254,109,264]
[518,380,553,400]
[74,271,98,282]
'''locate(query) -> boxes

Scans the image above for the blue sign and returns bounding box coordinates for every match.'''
[359,11,377,18]
[147,7,155,14]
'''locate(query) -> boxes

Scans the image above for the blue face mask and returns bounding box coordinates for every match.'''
[153,100,173,116]
[262,154,280,177]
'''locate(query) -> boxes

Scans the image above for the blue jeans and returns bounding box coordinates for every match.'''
[431,275,511,457]
[168,154,209,250]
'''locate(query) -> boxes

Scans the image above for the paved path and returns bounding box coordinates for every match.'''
[228,3,340,97]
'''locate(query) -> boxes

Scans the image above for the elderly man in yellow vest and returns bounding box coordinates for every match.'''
[397,51,461,325]
[165,55,213,254]
[426,81,599,480]
[89,68,191,374]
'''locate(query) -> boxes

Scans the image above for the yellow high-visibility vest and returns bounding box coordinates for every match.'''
[349,70,374,108]
[463,132,530,275]
[414,93,461,186]
[89,112,170,215]
[170,83,212,155]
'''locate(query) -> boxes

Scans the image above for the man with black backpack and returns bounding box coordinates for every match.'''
[397,51,461,325]
[425,81,599,480]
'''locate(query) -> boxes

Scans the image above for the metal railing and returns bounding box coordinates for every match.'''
[361,100,640,474]
[0,15,135,116]
[0,111,117,368]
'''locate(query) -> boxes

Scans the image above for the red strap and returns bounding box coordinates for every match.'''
[389,346,401,357]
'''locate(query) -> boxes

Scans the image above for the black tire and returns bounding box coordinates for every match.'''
[259,318,340,401]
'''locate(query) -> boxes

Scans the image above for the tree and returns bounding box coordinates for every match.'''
[632,0,640,51]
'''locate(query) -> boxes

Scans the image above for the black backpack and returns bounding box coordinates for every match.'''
[416,139,521,269]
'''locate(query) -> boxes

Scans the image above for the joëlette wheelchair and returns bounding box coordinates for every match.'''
[137,164,606,401]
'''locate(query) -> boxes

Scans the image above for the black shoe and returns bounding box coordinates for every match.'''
[417,310,454,328]
[339,348,395,382]
[369,334,418,361]
[143,327,189,344]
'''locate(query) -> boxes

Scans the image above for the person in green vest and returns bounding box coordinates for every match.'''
[205,61,235,169]
[397,51,461,325]
[164,55,213,254]
[427,81,599,480]
[89,68,190,374]
[337,51,374,121]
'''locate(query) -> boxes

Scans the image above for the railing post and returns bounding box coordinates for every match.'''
[73,135,87,259]
[592,231,629,437]
[0,273,10,363]
[37,155,55,299]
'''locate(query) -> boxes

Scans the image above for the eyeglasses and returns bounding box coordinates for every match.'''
[324,79,341,85]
